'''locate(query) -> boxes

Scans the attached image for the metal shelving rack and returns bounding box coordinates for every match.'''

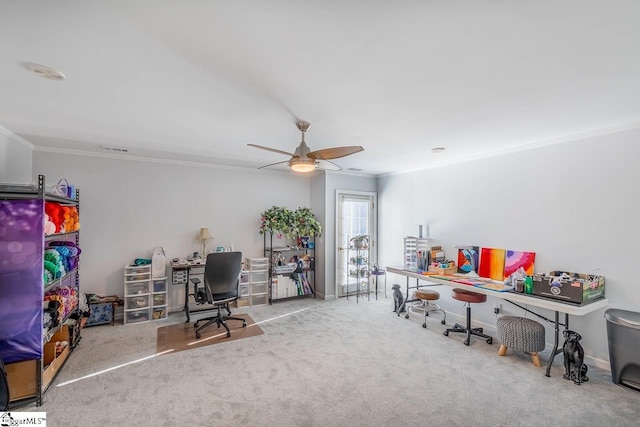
[264,232,316,303]
[0,174,81,407]
[345,234,370,302]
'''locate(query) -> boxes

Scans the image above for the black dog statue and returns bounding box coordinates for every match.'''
[562,330,589,385]
[391,284,405,315]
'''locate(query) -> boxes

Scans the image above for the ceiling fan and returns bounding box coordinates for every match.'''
[248,121,364,172]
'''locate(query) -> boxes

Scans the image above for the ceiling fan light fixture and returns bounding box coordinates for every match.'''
[289,158,317,173]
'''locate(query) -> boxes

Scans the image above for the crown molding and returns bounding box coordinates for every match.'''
[31,145,308,177]
[0,125,35,150]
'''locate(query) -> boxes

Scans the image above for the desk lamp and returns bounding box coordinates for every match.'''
[197,228,213,257]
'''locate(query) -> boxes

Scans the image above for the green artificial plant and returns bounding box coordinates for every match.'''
[259,206,322,238]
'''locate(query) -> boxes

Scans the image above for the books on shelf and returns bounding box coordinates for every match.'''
[271,273,313,299]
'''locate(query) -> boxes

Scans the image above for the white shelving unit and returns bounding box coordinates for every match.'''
[124,260,168,323]
[246,257,269,306]
[404,236,430,271]
[123,264,152,324]
[151,275,168,320]
[238,270,250,307]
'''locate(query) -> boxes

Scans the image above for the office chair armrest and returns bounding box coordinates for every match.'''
[190,278,201,285]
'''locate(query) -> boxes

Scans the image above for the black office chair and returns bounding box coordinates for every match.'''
[189,252,247,339]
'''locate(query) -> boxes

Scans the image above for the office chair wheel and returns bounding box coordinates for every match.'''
[196,332,201,339]
[242,321,247,327]
[443,330,449,336]
[486,338,493,344]
[226,331,231,338]
[405,313,409,319]
[422,323,427,328]
[441,320,446,324]
[464,339,470,346]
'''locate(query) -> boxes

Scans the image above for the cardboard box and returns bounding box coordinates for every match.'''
[430,246,445,263]
[6,359,37,401]
[231,297,250,308]
[428,265,457,275]
[532,271,605,305]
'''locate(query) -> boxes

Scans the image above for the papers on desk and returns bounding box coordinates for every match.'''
[420,271,514,292]
[474,282,514,292]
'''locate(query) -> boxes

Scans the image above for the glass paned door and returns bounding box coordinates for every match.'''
[336,191,376,298]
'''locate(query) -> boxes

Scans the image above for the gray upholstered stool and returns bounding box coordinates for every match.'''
[497,316,546,367]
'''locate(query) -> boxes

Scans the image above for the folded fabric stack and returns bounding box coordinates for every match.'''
[44,202,80,235]
[48,241,81,270]
[43,299,61,328]
[43,241,81,285]
[44,249,66,285]
[44,286,78,323]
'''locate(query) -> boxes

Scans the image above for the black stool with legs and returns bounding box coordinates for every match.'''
[443,288,493,346]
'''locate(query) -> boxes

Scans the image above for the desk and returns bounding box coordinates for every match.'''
[171,261,208,322]
[386,266,608,377]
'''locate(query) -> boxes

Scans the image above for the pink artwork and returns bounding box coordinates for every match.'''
[504,250,536,277]
[478,248,506,281]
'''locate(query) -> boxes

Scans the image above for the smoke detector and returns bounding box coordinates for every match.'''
[27,64,66,81]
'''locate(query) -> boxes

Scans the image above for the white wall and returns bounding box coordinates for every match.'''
[378,126,640,367]
[32,152,312,312]
[0,126,32,183]
[310,173,327,297]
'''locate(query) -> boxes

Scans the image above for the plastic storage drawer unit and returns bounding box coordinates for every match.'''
[605,308,640,392]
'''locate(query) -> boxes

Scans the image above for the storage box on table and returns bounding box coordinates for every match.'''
[532,271,605,305]
[428,265,457,275]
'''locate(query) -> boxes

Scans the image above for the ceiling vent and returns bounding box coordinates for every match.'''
[101,146,129,153]
[27,64,66,81]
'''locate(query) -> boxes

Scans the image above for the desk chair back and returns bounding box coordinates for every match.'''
[203,251,243,304]
[195,251,245,339]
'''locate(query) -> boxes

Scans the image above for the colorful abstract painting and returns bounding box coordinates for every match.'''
[478,247,506,280]
[504,250,536,277]
[457,246,479,274]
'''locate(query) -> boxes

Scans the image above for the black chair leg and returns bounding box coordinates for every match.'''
[195,317,218,339]
[195,307,247,339]
[443,304,493,346]
[224,315,247,328]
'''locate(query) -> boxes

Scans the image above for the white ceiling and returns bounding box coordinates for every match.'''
[2,1,640,176]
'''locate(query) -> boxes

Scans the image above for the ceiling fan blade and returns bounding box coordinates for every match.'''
[316,159,342,171]
[308,146,364,160]
[258,160,289,169]
[248,144,294,157]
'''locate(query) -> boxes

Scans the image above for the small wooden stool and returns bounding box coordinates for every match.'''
[497,316,546,367]
[411,289,446,328]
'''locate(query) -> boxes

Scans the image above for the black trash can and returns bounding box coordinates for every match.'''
[605,308,640,392]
